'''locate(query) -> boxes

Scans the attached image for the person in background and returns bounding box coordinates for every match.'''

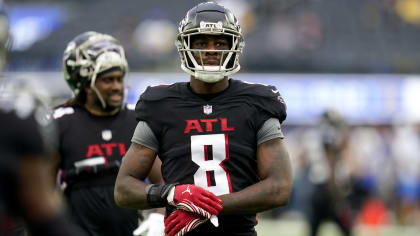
[0,78,79,236]
[54,31,164,236]
[0,4,78,234]
[115,2,293,236]
[307,110,354,236]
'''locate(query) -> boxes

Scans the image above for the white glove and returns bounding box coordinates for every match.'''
[133,213,164,236]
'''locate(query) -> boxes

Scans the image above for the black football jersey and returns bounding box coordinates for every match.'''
[54,105,137,188]
[135,79,287,234]
[0,108,49,234]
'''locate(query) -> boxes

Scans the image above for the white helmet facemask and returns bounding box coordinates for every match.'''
[89,47,129,109]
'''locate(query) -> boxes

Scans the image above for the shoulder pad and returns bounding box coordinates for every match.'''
[230,79,287,123]
[53,107,75,119]
[230,79,280,99]
[139,82,186,102]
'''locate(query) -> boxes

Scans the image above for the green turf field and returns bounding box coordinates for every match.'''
[256,218,420,236]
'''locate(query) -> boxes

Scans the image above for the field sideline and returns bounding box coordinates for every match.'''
[255,217,420,236]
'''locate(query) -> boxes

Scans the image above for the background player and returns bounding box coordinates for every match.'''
[0,79,79,236]
[54,31,164,236]
[0,5,78,235]
[307,110,354,236]
[115,2,293,235]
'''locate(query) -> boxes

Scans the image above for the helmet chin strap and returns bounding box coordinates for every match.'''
[90,64,107,109]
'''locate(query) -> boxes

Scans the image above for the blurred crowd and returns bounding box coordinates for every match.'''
[270,110,420,234]
[4,0,420,73]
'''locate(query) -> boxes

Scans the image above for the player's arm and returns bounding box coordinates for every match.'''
[116,143,166,236]
[148,154,164,185]
[115,142,158,209]
[116,121,222,220]
[16,116,78,235]
[19,155,61,219]
[147,157,166,217]
[219,120,293,214]
[18,154,80,236]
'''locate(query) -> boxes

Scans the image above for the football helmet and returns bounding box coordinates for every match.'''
[0,77,57,150]
[176,2,245,83]
[63,31,128,109]
[319,109,348,152]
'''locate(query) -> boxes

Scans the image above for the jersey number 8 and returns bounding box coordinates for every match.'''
[191,134,232,196]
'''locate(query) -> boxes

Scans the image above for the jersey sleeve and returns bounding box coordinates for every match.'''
[257,118,284,145]
[135,93,161,140]
[232,80,287,126]
[131,121,159,151]
[248,84,287,133]
[257,86,286,122]
[134,85,176,141]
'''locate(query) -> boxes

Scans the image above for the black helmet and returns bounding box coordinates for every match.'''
[62,31,128,108]
[176,2,245,83]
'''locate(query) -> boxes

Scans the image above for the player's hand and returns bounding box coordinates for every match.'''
[133,213,164,236]
[167,184,223,219]
[164,210,207,236]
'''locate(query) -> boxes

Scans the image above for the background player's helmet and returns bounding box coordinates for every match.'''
[319,109,348,152]
[63,31,128,108]
[0,2,9,72]
[0,77,57,151]
[176,1,245,83]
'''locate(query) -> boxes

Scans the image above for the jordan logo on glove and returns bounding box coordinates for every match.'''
[167,184,223,220]
[182,186,192,195]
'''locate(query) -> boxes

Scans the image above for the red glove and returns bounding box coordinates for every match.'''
[167,184,223,219]
[164,210,207,236]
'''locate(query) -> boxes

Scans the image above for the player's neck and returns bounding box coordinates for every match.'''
[84,103,119,116]
[190,76,229,94]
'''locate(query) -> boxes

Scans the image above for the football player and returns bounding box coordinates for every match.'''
[54,31,164,236]
[0,79,79,236]
[0,4,78,235]
[115,2,293,236]
[308,110,353,236]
